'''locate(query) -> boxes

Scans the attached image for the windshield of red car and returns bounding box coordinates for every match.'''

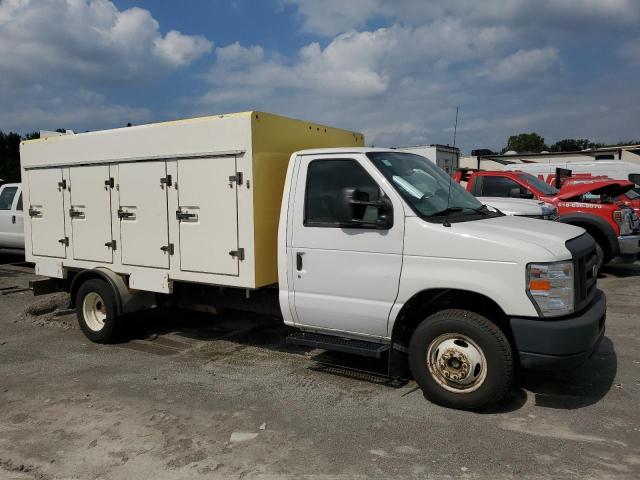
[516,173,559,195]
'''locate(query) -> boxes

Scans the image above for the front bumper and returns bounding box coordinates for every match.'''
[510,289,606,370]
[617,234,640,256]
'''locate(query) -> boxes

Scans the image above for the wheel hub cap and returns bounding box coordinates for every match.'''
[427,334,487,393]
[82,292,107,332]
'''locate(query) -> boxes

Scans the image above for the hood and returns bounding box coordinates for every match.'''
[478,196,546,216]
[403,214,585,262]
[556,179,635,200]
[451,215,584,258]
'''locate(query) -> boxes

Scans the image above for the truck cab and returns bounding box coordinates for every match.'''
[0,182,24,253]
[279,149,606,409]
[461,170,640,268]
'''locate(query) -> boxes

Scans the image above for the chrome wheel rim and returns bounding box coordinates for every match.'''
[82,292,107,332]
[427,333,487,393]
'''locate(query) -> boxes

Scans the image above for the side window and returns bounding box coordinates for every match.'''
[481,177,525,197]
[470,177,483,196]
[629,174,640,188]
[16,193,23,211]
[0,186,17,210]
[305,159,382,227]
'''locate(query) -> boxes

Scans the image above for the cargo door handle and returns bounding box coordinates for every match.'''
[176,210,197,221]
[69,208,84,219]
[296,252,303,271]
[117,208,135,220]
[28,207,42,217]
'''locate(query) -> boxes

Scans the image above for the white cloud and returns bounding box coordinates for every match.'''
[0,0,213,88]
[155,30,213,67]
[480,48,561,83]
[0,0,212,133]
[285,0,640,37]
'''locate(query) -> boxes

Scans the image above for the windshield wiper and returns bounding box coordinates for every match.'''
[427,207,464,217]
[428,205,491,217]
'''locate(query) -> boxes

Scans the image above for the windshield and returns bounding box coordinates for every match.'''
[366,152,485,219]
[516,173,559,195]
[625,188,640,200]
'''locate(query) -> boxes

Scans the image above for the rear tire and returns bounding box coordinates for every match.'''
[76,279,120,343]
[408,309,513,410]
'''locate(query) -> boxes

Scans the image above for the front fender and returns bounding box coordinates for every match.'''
[388,255,538,336]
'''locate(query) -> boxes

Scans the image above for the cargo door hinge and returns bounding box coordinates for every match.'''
[229,248,245,261]
[105,178,114,189]
[58,237,69,246]
[160,175,173,187]
[228,172,243,187]
[160,243,175,255]
[58,179,67,190]
[104,240,116,250]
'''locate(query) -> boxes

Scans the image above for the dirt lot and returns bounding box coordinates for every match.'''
[0,253,639,479]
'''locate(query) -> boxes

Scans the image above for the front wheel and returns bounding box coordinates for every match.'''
[409,309,513,410]
[76,279,120,343]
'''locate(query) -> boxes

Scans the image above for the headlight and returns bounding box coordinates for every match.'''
[527,261,574,317]
[614,208,639,235]
[541,203,558,220]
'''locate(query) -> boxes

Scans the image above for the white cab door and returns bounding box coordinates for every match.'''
[176,157,239,275]
[0,185,23,249]
[118,162,170,269]
[28,169,67,258]
[290,155,404,338]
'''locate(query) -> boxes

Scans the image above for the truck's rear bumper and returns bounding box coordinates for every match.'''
[510,290,606,370]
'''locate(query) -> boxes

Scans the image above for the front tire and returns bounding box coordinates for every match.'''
[76,279,120,343]
[409,309,513,410]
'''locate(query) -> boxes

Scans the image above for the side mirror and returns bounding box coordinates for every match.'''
[508,187,521,198]
[336,188,393,229]
[521,190,534,199]
[509,187,533,199]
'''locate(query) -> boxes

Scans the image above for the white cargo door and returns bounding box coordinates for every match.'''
[28,169,67,258]
[118,162,170,269]
[69,165,113,263]
[176,157,239,275]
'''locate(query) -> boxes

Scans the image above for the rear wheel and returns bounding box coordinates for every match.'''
[408,309,513,410]
[76,279,120,343]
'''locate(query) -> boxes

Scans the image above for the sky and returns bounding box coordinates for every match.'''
[0,0,639,153]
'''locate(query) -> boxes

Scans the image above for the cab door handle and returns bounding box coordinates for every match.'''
[12,215,16,224]
[296,252,303,271]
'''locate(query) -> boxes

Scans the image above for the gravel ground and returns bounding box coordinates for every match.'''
[0,253,638,479]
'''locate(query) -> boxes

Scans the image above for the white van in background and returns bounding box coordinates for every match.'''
[504,161,640,194]
[0,183,24,253]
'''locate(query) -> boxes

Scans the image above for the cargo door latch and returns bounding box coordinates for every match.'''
[229,248,245,261]
[160,175,172,188]
[228,172,243,188]
[160,244,175,255]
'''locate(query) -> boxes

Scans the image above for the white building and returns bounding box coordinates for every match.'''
[398,144,460,175]
[461,144,640,170]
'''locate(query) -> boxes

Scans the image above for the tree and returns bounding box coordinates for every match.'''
[0,131,22,182]
[549,138,603,152]
[502,133,547,154]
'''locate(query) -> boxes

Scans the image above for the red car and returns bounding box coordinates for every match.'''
[560,175,640,215]
[455,169,640,269]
